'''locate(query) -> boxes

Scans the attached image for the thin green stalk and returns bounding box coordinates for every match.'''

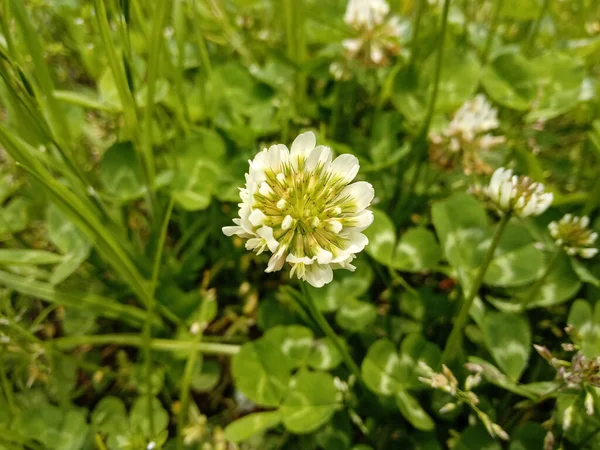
[419,0,451,140]
[300,284,363,382]
[442,213,511,363]
[482,0,505,64]
[523,0,550,55]
[0,361,16,416]
[190,1,213,76]
[174,0,192,134]
[51,334,240,355]
[408,0,426,67]
[143,0,171,185]
[175,292,214,450]
[283,0,296,61]
[142,197,174,436]
[522,247,560,307]
[294,0,307,108]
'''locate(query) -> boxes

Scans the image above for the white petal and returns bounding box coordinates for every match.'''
[499,181,513,209]
[281,215,294,230]
[339,181,375,212]
[266,246,287,273]
[249,209,266,227]
[315,247,333,265]
[326,220,343,234]
[287,254,314,265]
[580,248,598,259]
[303,264,334,288]
[345,232,369,254]
[257,226,279,253]
[305,145,333,172]
[290,131,316,168]
[348,210,374,232]
[222,226,248,237]
[329,154,360,184]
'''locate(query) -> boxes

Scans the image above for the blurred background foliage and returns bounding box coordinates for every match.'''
[1,0,600,449]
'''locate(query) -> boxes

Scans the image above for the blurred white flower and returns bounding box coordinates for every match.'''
[429,95,505,174]
[223,132,374,288]
[341,0,403,66]
[474,167,553,218]
[549,214,598,259]
[344,0,390,30]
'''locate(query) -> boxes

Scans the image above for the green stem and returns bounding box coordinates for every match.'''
[142,197,174,436]
[408,0,426,67]
[442,213,511,363]
[51,334,240,355]
[300,284,363,382]
[482,0,505,64]
[190,2,213,77]
[419,0,451,140]
[175,292,213,450]
[523,0,550,55]
[522,247,560,307]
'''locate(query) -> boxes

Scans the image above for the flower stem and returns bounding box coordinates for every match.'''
[522,247,561,308]
[419,0,451,140]
[51,334,240,355]
[523,0,550,55]
[175,293,213,450]
[442,213,511,363]
[408,0,426,67]
[482,0,505,64]
[300,283,362,382]
[143,197,174,436]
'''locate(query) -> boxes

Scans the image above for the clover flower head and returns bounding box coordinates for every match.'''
[344,0,390,30]
[474,167,553,218]
[222,132,374,288]
[549,214,598,259]
[429,95,505,175]
[342,0,403,66]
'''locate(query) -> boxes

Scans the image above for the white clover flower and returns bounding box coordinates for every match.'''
[344,0,390,30]
[548,214,598,259]
[429,95,505,175]
[474,167,553,218]
[223,132,374,288]
[341,0,403,67]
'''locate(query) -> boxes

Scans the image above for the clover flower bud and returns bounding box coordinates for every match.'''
[548,214,598,259]
[473,167,553,218]
[223,132,374,288]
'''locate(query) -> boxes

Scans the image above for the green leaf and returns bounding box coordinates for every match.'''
[364,209,396,266]
[525,53,585,123]
[500,0,542,20]
[483,312,531,380]
[482,53,538,111]
[365,210,441,272]
[395,390,435,431]
[129,397,169,438]
[392,228,442,272]
[263,325,314,368]
[171,129,224,210]
[335,298,377,332]
[308,258,373,312]
[432,193,490,289]
[307,338,343,371]
[423,49,481,114]
[454,425,502,450]
[0,249,63,265]
[232,338,292,407]
[570,258,600,287]
[519,252,581,309]
[485,243,544,287]
[508,423,546,450]
[225,411,282,443]
[100,142,146,201]
[0,197,34,236]
[92,397,128,436]
[55,408,90,450]
[361,339,403,396]
[568,299,600,358]
[397,334,442,389]
[281,370,338,434]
